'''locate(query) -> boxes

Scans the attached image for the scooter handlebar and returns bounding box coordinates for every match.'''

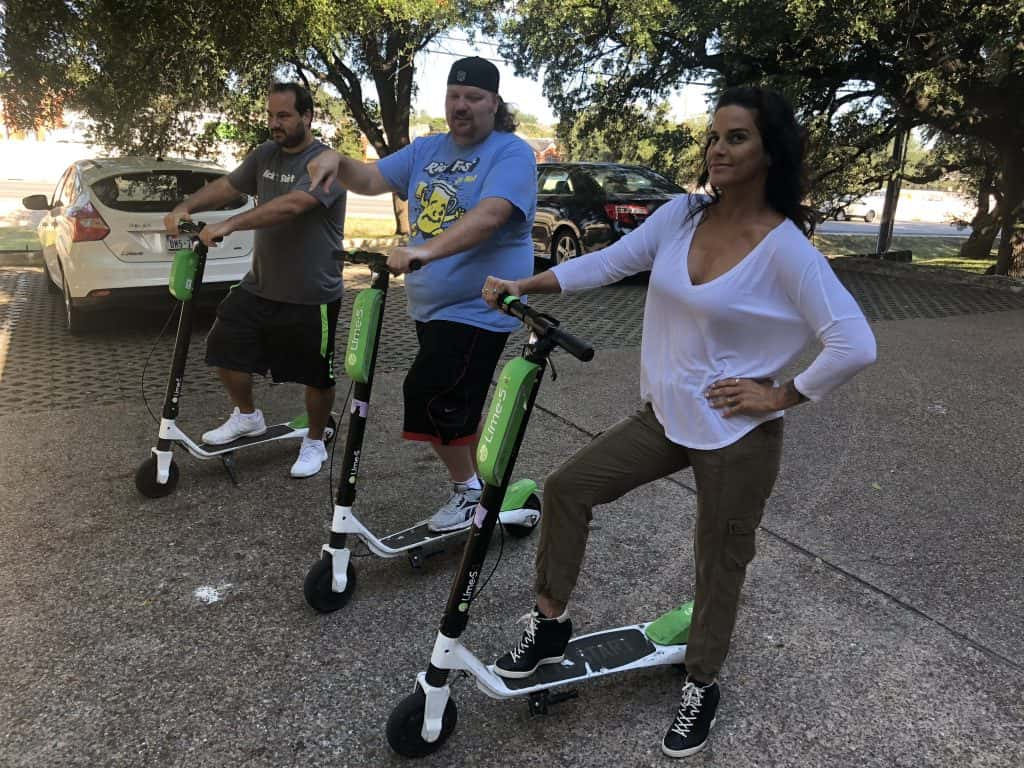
[175,220,222,244]
[498,294,595,362]
[349,251,423,272]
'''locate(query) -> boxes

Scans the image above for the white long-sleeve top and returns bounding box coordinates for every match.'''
[551,195,877,450]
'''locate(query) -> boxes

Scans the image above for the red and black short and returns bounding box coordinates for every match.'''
[402,320,510,445]
[205,287,340,390]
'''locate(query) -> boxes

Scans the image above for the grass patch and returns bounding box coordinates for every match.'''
[812,233,995,274]
[344,217,401,239]
[0,225,39,251]
[0,218,402,250]
[910,257,995,274]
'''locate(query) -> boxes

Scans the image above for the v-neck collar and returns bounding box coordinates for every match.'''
[685,210,787,288]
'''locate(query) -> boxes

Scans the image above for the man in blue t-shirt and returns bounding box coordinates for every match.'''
[308,56,536,532]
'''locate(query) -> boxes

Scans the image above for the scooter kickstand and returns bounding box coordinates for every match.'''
[220,452,240,486]
[528,688,579,717]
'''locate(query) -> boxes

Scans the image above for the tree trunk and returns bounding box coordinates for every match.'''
[959,207,1001,260]
[993,147,1024,276]
[959,167,1000,260]
[392,195,410,237]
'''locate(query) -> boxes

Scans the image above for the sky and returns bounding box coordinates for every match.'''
[411,34,713,128]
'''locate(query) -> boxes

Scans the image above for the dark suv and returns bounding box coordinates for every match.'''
[532,162,686,267]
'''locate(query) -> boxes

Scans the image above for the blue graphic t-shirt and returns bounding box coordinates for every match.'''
[377,131,536,332]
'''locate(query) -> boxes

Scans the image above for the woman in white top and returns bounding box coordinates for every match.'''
[480,86,877,759]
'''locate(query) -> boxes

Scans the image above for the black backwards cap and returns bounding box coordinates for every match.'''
[447,57,500,94]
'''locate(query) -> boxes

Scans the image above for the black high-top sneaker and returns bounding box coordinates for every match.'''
[493,607,572,678]
[661,675,720,758]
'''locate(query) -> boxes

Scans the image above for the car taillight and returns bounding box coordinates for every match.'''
[603,203,650,229]
[68,202,110,242]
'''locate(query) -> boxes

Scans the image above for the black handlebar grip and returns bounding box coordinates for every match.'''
[409,259,423,271]
[551,327,595,362]
[177,220,222,243]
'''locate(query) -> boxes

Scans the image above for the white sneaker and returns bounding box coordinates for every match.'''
[290,437,327,478]
[427,485,482,532]
[202,408,267,445]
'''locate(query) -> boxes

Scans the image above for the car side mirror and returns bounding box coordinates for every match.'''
[22,194,51,211]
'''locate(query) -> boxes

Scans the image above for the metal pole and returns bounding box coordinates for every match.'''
[876,127,910,255]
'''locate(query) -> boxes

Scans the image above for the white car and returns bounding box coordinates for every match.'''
[834,195,882,222]
[23,157,254,333]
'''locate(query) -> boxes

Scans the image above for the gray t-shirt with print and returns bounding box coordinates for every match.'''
[228,139,346,305]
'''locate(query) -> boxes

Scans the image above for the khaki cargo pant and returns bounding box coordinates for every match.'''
[534,404,784,682]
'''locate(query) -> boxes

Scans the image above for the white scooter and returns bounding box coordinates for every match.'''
[134,221,336,498]
[385,296,694,757]
[302,255,542,613]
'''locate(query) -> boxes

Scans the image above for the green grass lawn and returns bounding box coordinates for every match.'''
[812,233,996,274]
[344,217,401,239]
[0,225,40,251]
[0,218,400,251]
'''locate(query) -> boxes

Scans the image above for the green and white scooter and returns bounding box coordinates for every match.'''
[385,295,695,757]
[303,255,542,613]
[134,221,336,498]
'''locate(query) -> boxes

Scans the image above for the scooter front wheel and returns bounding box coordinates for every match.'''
[386,689,458,757]
[303,554,356,613]
[502,492,541,539]
[134,455,179,498]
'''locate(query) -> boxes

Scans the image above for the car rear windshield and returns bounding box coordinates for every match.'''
[89,171,248,212]
[587,167,684,196]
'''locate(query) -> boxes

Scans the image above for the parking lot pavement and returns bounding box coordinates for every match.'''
[1,263,1022,767]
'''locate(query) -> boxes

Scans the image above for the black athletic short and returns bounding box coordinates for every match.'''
[402,320,510,445]
[205,287,340,390]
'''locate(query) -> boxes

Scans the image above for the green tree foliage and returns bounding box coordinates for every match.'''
[0,0,493,156]
[557,105,703,188]
[2,0,501,232]
[499,0,1024,274]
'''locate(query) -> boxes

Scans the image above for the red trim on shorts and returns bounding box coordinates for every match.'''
[402,431,477,446]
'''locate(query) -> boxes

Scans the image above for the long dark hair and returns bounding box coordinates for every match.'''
[495,97,518,133]
[689,86,814,235]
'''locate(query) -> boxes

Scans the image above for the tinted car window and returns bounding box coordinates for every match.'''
[539,169,575,195]
[90,171,248,212]
[586,167,683,195]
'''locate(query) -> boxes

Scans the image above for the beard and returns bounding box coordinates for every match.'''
[272,125,308,148]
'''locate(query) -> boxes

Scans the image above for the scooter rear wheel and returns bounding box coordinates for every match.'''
[303,554,356,613]
[134,455,179,498]
[502,492,541,539]
[324,413,339,444]
[386,689,458,757]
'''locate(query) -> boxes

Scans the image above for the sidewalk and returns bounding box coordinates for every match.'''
[0,272,1022,766]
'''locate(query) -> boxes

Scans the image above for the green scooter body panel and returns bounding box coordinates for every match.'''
[345,288,383,384]
[500,478,538,511]
[477,358,540,487]
[644,601,694,646]
[169,248,199,301]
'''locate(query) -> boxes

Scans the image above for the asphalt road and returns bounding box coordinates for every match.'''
[816,219,968,237]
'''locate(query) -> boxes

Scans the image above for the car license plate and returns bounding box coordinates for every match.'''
[166,235,192,251]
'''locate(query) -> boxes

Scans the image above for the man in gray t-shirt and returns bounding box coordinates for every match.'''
[164,82,346,479]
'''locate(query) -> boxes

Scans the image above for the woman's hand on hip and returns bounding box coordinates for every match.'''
[706,377,782,417]
[481,275,521,309]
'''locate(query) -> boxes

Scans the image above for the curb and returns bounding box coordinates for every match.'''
[829,256,1024,295]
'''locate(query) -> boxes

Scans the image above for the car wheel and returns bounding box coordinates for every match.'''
[863,210,876,223]
[60,267,87,336]
[551,229,581,265]
[835,210,847,221]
